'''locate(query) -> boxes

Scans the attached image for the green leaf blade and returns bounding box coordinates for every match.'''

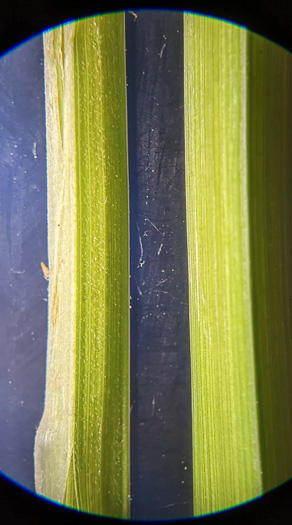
[248,31,292,494]
[34,13,129,519]
[184,14,262,515]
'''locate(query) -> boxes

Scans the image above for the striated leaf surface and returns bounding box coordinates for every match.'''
[34,14,129,519]
[184,14,262,515]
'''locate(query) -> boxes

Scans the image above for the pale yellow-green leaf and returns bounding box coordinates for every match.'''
[184,14,262,515]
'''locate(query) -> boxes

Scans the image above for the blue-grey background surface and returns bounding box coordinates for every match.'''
[126,10,193,520]
[0,35,47,492]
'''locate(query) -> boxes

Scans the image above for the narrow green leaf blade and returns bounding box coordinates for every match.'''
[248,32,292,494]
[34,14,129,519]
[184,14,262,515]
